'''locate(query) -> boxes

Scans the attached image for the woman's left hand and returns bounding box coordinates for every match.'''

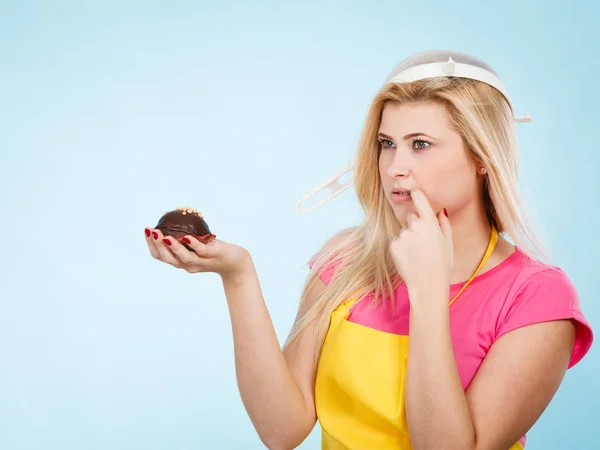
[390,189,453,299]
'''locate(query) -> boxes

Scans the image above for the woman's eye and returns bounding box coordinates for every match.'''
[380,139,394,149]
[413,139,431,150]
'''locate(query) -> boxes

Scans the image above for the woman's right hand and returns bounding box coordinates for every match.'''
[144,228,252,280]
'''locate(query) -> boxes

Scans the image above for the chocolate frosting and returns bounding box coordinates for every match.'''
[155,210,211,237]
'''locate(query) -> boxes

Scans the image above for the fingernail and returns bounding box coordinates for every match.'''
[183,237,191,244]
[152,232,158,240]
[145,228,151,237]
[443,208,448,217]
[163,238,172,246]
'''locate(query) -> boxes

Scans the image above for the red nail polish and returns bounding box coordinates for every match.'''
[163,238,172,246]
[144,228,151,237]
[443,208,448,217]
[152,232,158,240]
[183,237,191,244]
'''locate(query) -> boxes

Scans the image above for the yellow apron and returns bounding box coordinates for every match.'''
[314,228,524,449]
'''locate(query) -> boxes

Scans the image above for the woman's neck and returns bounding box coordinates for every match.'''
[448,203,510,284]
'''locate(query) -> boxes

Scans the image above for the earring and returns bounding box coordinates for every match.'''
[478,167,487,175]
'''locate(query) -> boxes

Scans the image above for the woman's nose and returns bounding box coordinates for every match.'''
[387,151,410,178]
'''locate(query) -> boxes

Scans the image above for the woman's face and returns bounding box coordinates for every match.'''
[378,101,481,224]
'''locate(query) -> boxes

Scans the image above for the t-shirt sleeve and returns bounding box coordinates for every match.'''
[495,268,593,368]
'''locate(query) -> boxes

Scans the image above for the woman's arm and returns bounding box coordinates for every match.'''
[223,255,325,449]
[145,229,323,449]
[406,285,575,450]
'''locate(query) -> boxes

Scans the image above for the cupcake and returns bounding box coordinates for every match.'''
[155,207,216,251]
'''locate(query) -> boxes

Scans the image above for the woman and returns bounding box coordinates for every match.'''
[144,50,593,449]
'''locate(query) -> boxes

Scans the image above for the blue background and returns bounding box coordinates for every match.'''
[1,1,598,448]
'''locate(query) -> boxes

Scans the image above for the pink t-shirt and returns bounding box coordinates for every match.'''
[311,247,593,447]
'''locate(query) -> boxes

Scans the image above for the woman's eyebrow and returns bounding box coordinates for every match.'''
[377,132,436,141]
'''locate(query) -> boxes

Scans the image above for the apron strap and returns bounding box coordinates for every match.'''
[449,226,499,306]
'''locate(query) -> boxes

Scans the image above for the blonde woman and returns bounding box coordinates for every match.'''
[144,50,593,449]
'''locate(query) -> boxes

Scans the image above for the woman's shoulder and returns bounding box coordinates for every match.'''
[487,244,574,286]
[491,247,594,369]
[490,247,584,321]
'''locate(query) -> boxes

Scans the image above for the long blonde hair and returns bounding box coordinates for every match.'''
[284,53,544,362]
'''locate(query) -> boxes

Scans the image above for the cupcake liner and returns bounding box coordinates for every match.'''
[161,231,216,251]
[174,233,216,251]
